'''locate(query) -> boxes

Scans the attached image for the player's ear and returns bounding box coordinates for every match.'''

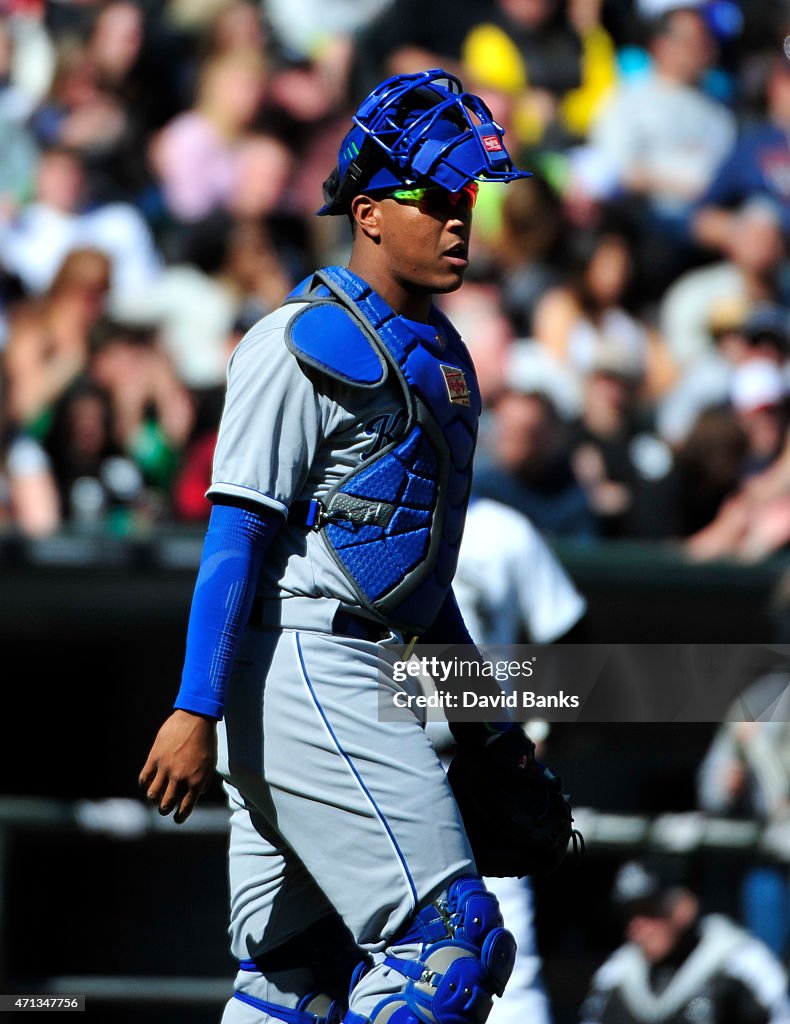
[350,194,382,240]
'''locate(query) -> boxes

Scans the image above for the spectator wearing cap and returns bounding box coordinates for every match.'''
[657,300,790,448]
[684,355,790,561]
[745,302,790,363]
[568,347,679,539]
[721,303,790,519]
[579,860,790,1024]
[729,358,790,479]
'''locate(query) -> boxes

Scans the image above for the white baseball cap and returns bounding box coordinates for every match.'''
[730,358,788,414]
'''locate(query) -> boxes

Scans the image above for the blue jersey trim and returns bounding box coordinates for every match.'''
[206,483,289,517]
[294,632,418,910]
[233,991,321,1024]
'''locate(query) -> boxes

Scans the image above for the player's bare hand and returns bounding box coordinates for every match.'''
[139,709,218,824]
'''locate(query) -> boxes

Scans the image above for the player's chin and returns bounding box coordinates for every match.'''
[432,264,468,293]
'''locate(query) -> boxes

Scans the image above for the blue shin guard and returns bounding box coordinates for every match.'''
[347,877,516,1024]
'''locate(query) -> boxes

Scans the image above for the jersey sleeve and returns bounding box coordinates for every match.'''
[207,313,326,515]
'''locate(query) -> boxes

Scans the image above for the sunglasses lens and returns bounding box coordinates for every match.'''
[459,182,478,208]
[387,182,478,209]
[392,188,426,202]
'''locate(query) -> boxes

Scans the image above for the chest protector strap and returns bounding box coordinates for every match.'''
[284,266,480,634]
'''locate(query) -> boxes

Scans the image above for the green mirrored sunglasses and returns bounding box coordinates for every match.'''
[385,181,479,209]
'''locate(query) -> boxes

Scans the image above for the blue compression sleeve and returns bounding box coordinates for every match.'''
[174,502,282,719]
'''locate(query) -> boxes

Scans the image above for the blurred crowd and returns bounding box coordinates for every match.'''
[1,0,790,561]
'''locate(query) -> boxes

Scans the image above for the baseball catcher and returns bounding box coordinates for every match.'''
[140,66,574,1024]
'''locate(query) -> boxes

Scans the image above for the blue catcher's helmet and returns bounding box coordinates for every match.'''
[318,68,531,216]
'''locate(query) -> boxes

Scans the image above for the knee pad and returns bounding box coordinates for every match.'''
[349,876,516,1024]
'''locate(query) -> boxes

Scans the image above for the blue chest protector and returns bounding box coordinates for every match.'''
[284,266,481,633]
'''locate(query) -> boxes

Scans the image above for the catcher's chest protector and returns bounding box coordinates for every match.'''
[285,266,481,632]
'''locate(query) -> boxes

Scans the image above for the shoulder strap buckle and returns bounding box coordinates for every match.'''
[289,498,355,532]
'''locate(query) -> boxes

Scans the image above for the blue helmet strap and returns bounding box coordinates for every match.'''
[323,135,394,215]
[326,155,366,214]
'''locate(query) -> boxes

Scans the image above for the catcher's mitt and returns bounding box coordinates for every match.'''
[447,728,581,878]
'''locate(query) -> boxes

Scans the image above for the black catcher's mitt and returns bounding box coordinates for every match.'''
[447,728,580,878]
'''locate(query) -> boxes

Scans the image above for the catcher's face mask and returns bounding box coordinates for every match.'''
[317,68,531,216]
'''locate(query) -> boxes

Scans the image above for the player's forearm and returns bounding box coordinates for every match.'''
[174,501,282,718]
